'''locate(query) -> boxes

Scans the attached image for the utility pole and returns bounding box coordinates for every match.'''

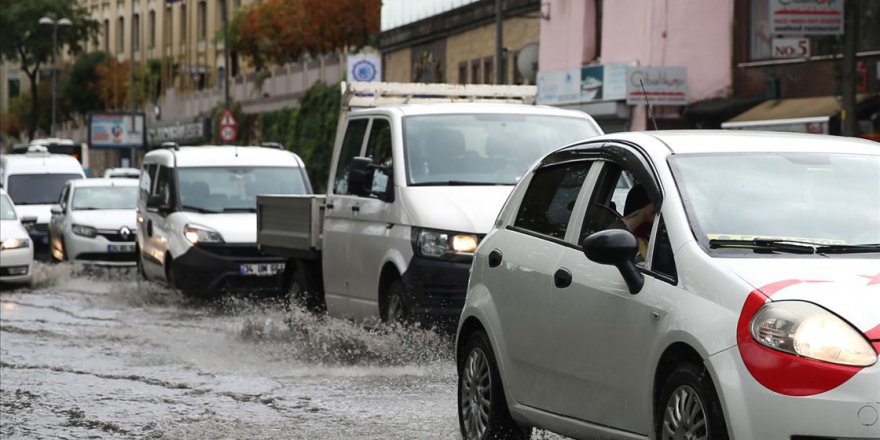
[38,17,72,137]
[222,0,230,110]
[130,0,138,167]
[841,0,859,137]
[495,0,504,85]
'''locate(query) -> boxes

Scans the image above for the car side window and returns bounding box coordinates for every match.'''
[150,166,174,209]
[140,164,157,202]
[514,161,592,240]
[651,216,677,281]
[334,119,370,195]
[363,118,393,198]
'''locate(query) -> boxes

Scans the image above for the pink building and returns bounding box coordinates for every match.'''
[538,0,735,131]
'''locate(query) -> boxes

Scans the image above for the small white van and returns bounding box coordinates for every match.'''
[136,145,312,296]
[0,147,86,254]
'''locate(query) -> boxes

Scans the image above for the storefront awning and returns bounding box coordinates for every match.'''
[722,94,876,134]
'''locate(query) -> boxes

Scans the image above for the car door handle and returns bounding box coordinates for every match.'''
[488,249,503,268]
[554,268,572,288]
[351,205,360,213]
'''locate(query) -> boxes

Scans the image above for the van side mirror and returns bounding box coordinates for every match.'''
[347,156,374,197]
[581,229,644,294]
[20,216,37,227]
[147,195,171,214]
[50,205,63,215]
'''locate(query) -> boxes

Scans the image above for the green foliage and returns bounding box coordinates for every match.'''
[63,51,108,116]
[259,81,341,192]
[9,81,58,136]
[0,0,99,138]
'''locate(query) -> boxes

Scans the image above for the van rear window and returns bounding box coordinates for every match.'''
[6,174,81,205]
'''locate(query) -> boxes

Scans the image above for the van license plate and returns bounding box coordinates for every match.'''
[239,263,284,276]
[107,244,135,253]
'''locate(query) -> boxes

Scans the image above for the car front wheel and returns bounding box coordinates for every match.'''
[657,363,729,440]
[458,331,530,440]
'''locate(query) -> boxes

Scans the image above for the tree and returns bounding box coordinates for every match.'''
[63,51,108,117]
[233,0,380,69]
[0,0,98,139]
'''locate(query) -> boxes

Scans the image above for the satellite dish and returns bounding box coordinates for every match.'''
[516,43,539,83]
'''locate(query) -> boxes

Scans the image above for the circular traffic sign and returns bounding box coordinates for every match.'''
[220,125,237,142]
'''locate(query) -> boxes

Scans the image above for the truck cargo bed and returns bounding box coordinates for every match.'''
[256,194,325,259]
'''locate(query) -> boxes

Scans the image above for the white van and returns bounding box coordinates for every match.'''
[0,147,86,255]
[136,145,312,296]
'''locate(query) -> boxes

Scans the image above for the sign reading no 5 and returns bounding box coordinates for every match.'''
[772,38,811,59]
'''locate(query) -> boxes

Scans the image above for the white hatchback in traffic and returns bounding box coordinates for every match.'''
[456,131,879,440]
[49,178,139,266]
[0,188,34,285]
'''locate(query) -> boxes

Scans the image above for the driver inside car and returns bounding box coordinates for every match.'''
[622,184,655,259]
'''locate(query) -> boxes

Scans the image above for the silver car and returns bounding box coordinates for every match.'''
[49,178,139,266]
[456,131,880,440]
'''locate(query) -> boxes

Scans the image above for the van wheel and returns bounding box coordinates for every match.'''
[458,331,530,440]
[135,245,148,281]
[283,260,324,313]
[164,256,178,289]
[656,363,728,440]
[383,279,409,325]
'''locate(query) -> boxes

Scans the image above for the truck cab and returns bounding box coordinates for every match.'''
[258,82,604,323]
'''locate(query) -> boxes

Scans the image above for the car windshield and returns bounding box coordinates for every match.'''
[6,173,81,205]
[72,186,138,210]
[1,194,16,220]
[404,114,600,185]
[670,153,880,249]
[177,166,308,213]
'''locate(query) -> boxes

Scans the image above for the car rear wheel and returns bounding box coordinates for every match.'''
[458,331,531,440]
[657,363,728,440]
[135,245,148,281]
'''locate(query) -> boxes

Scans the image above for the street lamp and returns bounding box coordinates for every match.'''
[38,16,72,137]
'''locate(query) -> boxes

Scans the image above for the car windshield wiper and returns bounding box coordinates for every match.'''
[412,181,508,186]
[815,243,880,254]
[708,238,821,254]
[73,207,102,210]
[181,204,222,213]
[221,207,256,213]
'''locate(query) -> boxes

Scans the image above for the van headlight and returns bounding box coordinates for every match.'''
[184,224,224,244]
[750,301,876,367]
[411,228,479,259]
[72,224,97,238]
[0,238,30,250]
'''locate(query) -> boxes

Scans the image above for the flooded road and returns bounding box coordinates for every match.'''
[1,263,471,439]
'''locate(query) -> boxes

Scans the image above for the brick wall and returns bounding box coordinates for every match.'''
[446,16,539,84]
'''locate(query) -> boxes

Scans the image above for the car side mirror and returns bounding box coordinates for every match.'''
[347,156,375,197]
[50,204,63,215]
[20,216,37,227]
[147,195,171,214]
[581,229,645,294]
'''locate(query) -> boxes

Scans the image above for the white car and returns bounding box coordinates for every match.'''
[0,188,34,285]
[456,131,880,440]
[137,145,312,296]
[49,179,139,266]
[103,167,141,179]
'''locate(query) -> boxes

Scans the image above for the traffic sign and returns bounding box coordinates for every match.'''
[220,125,237,142]
[220,110,237,128]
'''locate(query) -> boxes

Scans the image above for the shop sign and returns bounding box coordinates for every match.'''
[772,38,811,58]
[537,63,628,105]
[88,113,145,149]
[625,67,688,106]
[770,0,844,36]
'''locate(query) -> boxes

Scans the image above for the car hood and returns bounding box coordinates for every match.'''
[401,186,514,233]
[0,219,28,241]
[178,212,256,244]
[14,204,53,224]
[720,258,880,339]
[69,210,137,231]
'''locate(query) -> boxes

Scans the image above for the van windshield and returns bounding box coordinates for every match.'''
[178,166,308,213]
[72,186,138,210]
[1,194,17,220]
[6,174,82,205]
[404,114,600,185]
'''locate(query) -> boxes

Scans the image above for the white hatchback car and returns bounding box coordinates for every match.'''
[0,188,34,285]
[49,178,139,266]
[456,131,880,440]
